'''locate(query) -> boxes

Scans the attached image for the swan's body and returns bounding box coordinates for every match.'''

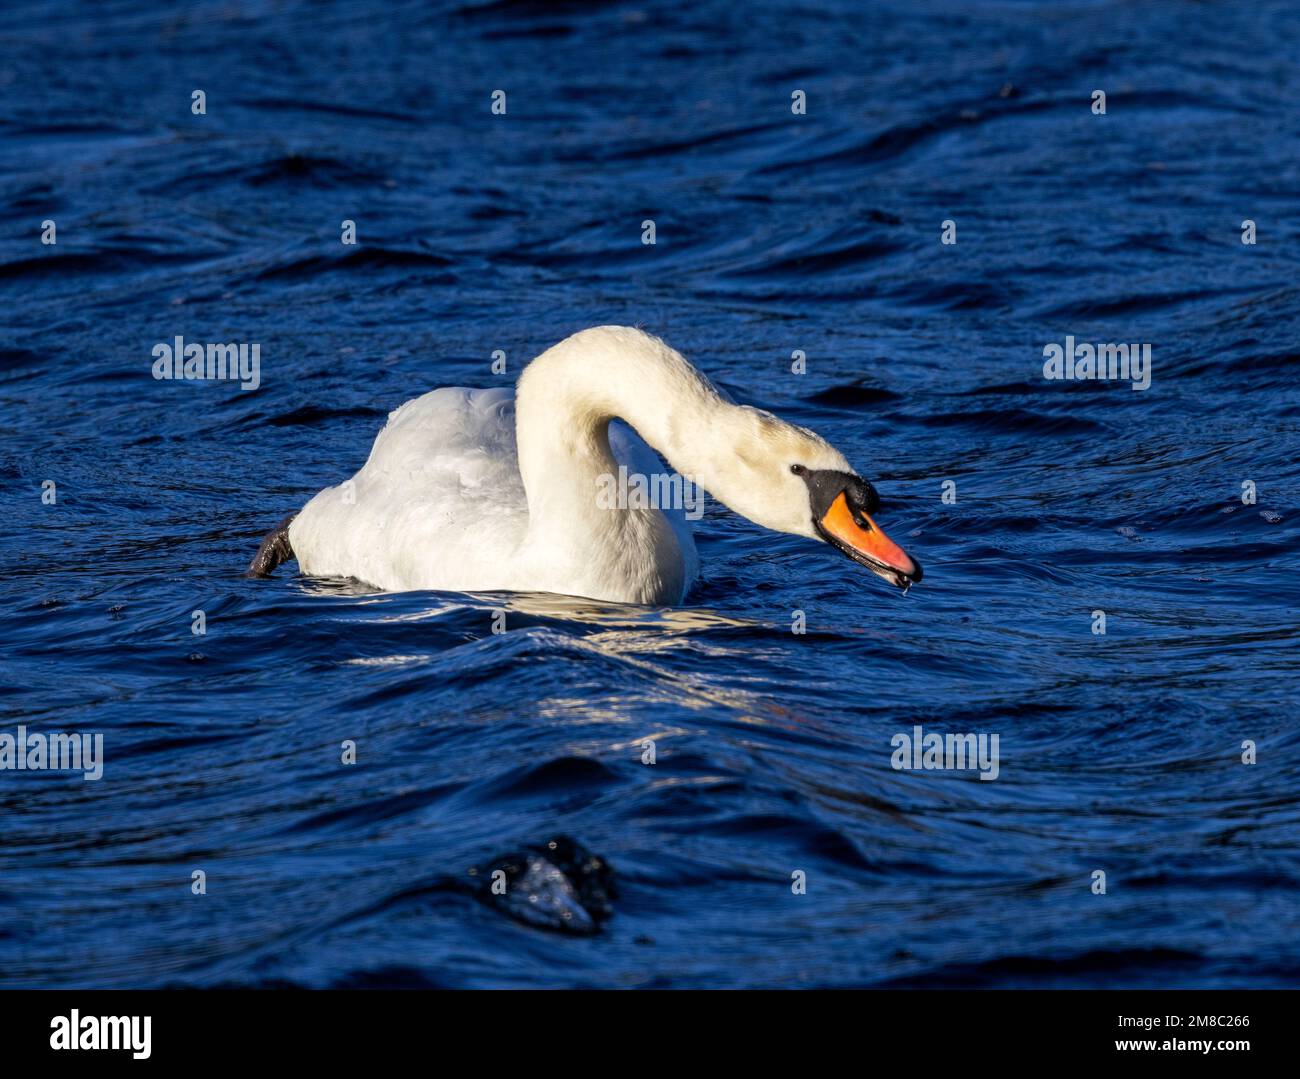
[259,326,920,605]
[286,384,699,602]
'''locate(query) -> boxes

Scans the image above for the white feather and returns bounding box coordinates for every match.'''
[289,326,853,604]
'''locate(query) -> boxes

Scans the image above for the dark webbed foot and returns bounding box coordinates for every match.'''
[247,512,297,577]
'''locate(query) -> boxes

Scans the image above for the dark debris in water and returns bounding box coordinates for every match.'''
[471,836,615,935]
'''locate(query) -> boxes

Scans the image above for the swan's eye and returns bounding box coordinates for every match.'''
[790,463,807,476]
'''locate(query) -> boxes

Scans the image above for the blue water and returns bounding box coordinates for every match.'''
[3,0,1299,989]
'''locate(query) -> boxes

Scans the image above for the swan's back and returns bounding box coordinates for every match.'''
[291,387,528,592]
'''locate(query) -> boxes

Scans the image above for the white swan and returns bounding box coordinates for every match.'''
[249,326,921,605]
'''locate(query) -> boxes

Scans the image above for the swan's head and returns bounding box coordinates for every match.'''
[714,406,922,589]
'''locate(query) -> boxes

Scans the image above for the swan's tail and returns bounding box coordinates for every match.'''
[247,512,297,577]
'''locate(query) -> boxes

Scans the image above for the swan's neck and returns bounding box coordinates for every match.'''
[510,326,854,601]
[513,328,732,594]
[516,327,726,501]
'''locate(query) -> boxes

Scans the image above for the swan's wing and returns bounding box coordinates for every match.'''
[291,387,528,589]
[368,386,519,497]
[609,419,700,589]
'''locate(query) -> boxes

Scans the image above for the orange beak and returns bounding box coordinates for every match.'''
[816,491,922,587]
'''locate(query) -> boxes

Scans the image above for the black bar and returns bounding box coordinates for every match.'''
[1,988,1289,1066]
